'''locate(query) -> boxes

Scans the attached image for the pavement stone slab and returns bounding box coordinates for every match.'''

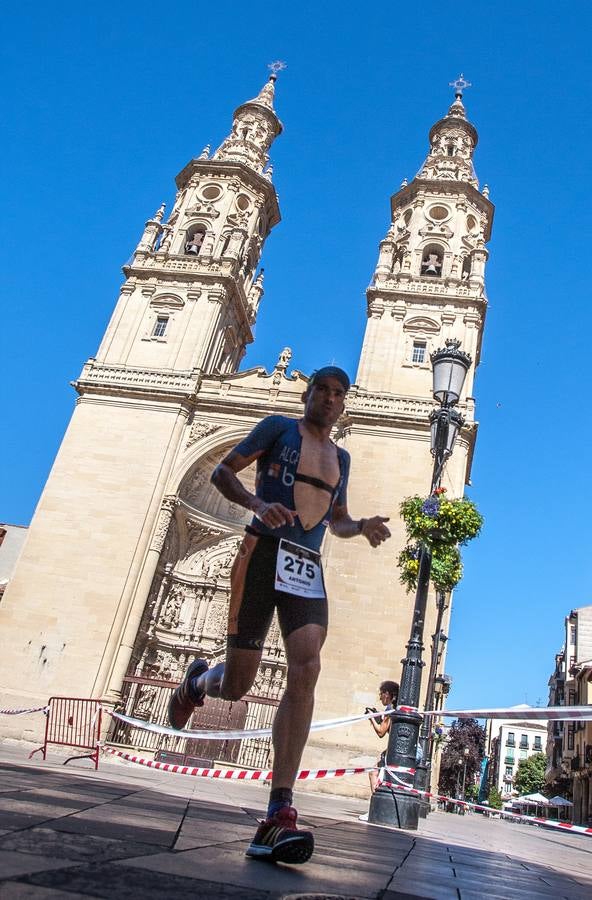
[14,864,273,900]
[115,845,390,898]
[0,826,165,864]
[0,883,96,899]
[0,850,78,880]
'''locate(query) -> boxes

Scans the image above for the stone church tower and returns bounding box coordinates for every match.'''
[0,78,493,785]
[307,83,493,771]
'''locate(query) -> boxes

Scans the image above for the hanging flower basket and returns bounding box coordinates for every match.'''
[400,491,483,546]
[397,489,482,592]
[398,542,463,593]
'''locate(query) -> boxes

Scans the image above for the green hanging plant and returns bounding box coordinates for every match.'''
[400,489,483,547]
[397,488,482,593]
[398,542,463,593]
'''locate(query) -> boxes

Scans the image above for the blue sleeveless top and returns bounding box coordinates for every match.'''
[234,416,350,552]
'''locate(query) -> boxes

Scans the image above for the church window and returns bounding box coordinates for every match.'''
[447,144,455,156]
[201,184,222,201]
[421,245,443,277]
[153,316,168,338]
[412,341,426,364]
[461,255,472,279]
[429,205,449,221]
[184,226,206,256]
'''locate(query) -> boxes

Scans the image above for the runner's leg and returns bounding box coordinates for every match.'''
[270,622,326,789]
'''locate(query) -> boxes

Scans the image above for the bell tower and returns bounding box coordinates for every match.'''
[357,76,492,397]
[0,72,283,718]
[93,73,282,379]
[309,80,494,772]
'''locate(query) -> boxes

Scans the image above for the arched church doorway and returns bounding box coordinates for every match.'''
[109,441,287,770]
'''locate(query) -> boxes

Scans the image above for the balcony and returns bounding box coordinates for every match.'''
[505,741,515,749]
[519,742,529,750]
[504,756,515,765]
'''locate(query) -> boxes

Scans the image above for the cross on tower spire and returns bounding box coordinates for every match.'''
[268,60,287,82]
[449,73,472,99]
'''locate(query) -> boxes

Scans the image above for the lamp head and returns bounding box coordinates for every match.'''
[431,339,472,406]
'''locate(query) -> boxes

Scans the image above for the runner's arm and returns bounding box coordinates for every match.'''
[211,450,296,529]
[330,503,391,548]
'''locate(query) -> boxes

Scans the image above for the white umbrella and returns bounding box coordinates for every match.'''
[515,792,549,805]
[549,795,573,807]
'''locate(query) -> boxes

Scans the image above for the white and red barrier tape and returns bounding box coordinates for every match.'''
[376,769,592,838]
[104,748,588,838]
[107,704,592,741]
[0,705,49,716]
[103,746,414,780]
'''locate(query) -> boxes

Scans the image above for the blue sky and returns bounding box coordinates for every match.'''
[2,2,591,714]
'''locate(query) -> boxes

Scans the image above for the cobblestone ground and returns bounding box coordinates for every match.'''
[0,748,591,899]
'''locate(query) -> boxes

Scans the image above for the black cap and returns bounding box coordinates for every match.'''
[309,366,351,392]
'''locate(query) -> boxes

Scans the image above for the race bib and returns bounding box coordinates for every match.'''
[275,539,326,599]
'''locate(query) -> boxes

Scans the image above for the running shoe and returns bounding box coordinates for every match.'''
[245,806,314,864]
[167,658,208,730]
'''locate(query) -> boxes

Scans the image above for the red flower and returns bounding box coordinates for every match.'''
[434,487,447,495]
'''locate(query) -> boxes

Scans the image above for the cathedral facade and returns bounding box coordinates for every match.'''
[0,74,493,787]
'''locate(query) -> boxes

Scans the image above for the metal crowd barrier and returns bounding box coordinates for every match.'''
[29,696,102,769]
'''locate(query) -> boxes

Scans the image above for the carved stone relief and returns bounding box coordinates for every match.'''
[186,420,221,448]
[179,448,255,526]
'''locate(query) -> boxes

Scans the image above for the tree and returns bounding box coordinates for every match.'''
[438,718,486,797]
[465,783,479,802]
[488,786,503,809]
[514,752,547,796]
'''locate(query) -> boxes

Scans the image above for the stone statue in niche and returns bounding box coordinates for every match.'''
[207,558,222,580]
[161,588,183,630]
[155,650,174,680]
[158,226,173,253]
[219,552,234,576]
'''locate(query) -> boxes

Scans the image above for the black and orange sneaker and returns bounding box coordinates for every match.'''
[245,806,314,864]
[167,658,208,730]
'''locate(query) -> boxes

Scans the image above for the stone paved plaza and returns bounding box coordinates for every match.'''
[0,748,591,899]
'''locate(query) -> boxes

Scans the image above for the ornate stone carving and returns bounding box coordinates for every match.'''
[185,200,220,218]
[204,600,228,636]
[161,585,183,630]
[76,362,199,396]
[151,497,177,553]
[182,521,224,560]
[186,420,221,448]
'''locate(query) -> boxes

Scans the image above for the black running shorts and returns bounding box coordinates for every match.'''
[227,531,329,651]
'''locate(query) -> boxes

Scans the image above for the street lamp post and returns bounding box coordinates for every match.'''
[417,589,448,796]
[461,746,470,800]
[368,339,472,830]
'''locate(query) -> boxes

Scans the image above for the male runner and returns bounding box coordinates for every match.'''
[168,366,391,864]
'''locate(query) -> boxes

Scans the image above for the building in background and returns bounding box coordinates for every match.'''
[0,75,493,790]
[546,605,592,825]
[486,711,547,798]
